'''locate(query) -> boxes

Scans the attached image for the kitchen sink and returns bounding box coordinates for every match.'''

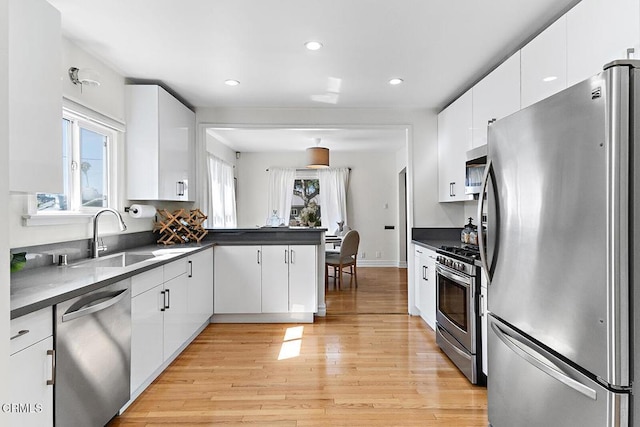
[70,252,156,268]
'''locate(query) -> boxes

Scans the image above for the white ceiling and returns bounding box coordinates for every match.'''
[206,126,407,152]
[48,0,579,152]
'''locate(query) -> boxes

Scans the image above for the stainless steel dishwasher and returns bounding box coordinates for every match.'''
[55,279,131,427]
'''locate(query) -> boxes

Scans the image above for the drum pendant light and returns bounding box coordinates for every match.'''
[306,138,329,168]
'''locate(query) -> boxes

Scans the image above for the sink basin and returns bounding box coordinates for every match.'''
[70,252,156,268]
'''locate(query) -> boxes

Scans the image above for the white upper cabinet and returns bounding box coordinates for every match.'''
[9,0,62,194]
[438,89,473,202]
[567,0,640,86]
[521,16,568,109]
[472,52,521,148]
[126,85,195,201]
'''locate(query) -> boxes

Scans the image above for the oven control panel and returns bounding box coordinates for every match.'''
[436,255,475,276]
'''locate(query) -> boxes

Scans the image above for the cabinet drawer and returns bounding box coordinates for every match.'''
[131,266,164,297]
[164,258,188,281]
[10,307,53,355]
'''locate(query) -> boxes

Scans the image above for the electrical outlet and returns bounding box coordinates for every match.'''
[361,252,366,259]
[375,251,381,258]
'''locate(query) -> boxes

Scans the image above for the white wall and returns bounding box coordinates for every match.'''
[9,37,157,248]
[61,37,126,123]
[197,107,464,229]
[235,150,400,266]
[205,130,238,166]
[0,0,10,407]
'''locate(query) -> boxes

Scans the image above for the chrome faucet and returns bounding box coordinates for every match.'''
[92,208,127,258]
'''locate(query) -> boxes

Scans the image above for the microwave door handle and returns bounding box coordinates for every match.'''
[491,321,597,400]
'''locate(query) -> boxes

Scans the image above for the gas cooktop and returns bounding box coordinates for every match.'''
[438,245,481,263]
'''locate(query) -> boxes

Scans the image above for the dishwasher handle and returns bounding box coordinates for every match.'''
[61,289,129,322]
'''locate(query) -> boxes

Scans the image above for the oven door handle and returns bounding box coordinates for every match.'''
[436,265,472,287]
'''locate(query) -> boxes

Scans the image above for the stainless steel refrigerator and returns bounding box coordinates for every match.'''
[479,60,640,426]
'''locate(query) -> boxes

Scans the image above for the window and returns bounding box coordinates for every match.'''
[37,111,115,213]
[205,154,237,228]
[291,176,321,226]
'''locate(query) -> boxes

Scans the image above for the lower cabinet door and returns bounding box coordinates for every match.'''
[261,245,289,313]
[131,284,164,393]
[424,254,436,329]
[163,274,190,359]
[288,245,317,312]
[8,337,54,427]
[214,245,262,313]
[187,249,214,333]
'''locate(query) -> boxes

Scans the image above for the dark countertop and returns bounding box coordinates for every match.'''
[10,243,213,319]
[411,227,461,251]
[411,227,485,268]
[206,227,326,245]
[412,238,462,252]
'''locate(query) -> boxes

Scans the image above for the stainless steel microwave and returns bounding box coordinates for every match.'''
[465,145,487,195]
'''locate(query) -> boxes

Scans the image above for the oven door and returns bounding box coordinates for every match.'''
[436,264,476,352]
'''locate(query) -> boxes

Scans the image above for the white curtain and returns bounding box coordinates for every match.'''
[318,167,350,232]
[267,168,296,224]
[205,154,237,228]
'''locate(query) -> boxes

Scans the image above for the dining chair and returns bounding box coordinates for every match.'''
[325,230,360,290]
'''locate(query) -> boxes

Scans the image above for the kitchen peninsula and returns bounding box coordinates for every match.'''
[207,227,326,322]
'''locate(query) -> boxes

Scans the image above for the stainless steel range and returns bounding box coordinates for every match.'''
[435,245,485,385]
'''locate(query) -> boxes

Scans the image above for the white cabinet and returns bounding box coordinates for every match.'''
[8,307,54,427]
[480,270,488,376]
[125,85,195,201]
[521,16,568,109]
[438,89,473,202]
[214,245,262,313]
[567,0,640,86]
[288,245,317,313]
[162,272,190,359]
[414,246,436,329]
[214,244,318,316]
[131,251,212,395]
[186,249,214,329]
[261,245,290,313]
[472,52,521,147]
[130,268,164,393]
[9,0,62,193]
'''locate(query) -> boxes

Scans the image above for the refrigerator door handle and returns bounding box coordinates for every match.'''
[478,159,499,283]
[491,321,597,400]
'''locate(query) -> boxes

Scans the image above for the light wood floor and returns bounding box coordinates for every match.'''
[111,267,488,426]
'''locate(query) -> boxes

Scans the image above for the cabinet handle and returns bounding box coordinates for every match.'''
[10,329,29,340]
[479,294,485,317]
[160,290,166,311]
[450,182,456,197]
[284,249,288,264]
[290,249,295,264]
[46,349,55,386]
[188,260,193,278]
[176,181,185,196]
[165,289,171,309]
[257,250,261,264]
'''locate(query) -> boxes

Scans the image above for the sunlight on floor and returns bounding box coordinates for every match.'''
[278,326,304,360]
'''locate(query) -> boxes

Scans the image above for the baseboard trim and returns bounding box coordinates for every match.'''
[357,260,403,267]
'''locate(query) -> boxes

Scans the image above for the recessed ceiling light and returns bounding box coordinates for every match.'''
[543,76,558,82]
[389,78,404,85]
[305,41,323,51]
[225,79,240,86]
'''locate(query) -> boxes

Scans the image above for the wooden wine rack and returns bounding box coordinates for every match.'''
[153,208,208,245]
